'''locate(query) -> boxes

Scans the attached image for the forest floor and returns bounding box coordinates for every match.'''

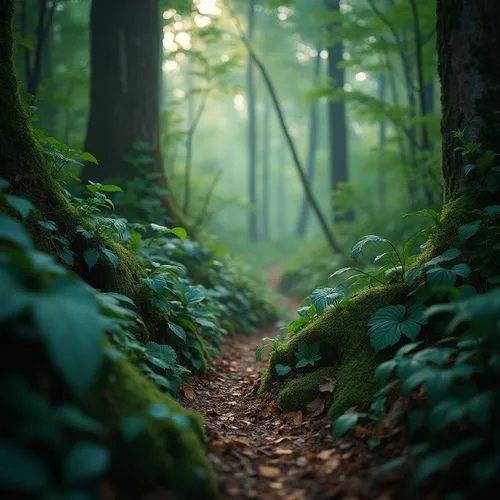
[179,332,402,500]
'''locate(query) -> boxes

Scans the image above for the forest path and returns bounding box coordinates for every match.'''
[179,333,383,500]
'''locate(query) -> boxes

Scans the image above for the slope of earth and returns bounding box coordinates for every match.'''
[179,333,404,500]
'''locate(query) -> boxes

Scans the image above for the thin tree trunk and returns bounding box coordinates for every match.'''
[277,131,286,236]
[325,0,351,222]
[378,72,387,205]
[297,48,322,237]
[247,0,258,242]
[261,95,271,240]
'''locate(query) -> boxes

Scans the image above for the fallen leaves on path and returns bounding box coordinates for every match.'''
[179,332,403,499]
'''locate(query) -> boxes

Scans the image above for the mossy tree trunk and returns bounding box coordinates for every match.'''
[84,0,184,227]
[438,0,500,201]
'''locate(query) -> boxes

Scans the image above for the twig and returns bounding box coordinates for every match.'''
[192,169,223,230]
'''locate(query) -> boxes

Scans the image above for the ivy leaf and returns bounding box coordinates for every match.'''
[64,442,110,483]
[295,341,322,368]
[458,220,481,242]
[351,235,389,259]
[275,364,292,376]
[0,441,49,493]
[406,248,461,283]
[5,195,34,220]
[83,248,100,271]
[34,281,104,397]
[368,305,426,351]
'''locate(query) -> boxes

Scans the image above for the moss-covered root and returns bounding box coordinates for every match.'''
[260,283,409,419]
[87,358,217,500]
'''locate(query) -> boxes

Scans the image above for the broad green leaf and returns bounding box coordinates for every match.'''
[426,266,457,287]
[5,195,34,220]
[169,322,187,342]
[100,247,119,268]
[485,205,500,216]
[295,341,322,368]
[120,417,147,441]
[332,413,359,439]
[458,220,481,242]
[83,248,100,270]
[406,248,461,283]
[0,441,48,493]
[255,345,265,362]
[329,267,352,279]
[368,305,425,351]
[0,215,32,248]
[374,360,397,382]
[79,151,98,164]
[377,456,406,475]
[310,287,344,314]
[64,443,109,483]
[34,281,104,396]
[351,235,389,259]
[275,364,292,376]
[170,227,187,240]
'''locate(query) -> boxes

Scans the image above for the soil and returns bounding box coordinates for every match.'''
[179,332,403,500]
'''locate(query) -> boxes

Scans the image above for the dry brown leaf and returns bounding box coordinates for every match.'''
[258,465,282,478]
[231,438,250,448]
[306,398,326,417]
[289,411,303,425]
[208,440,227,455]
[317,449,336,461]
[263,404,281,417]
[306,451,317,461]
[269,482,284,490]
[319,376,337,393]
[274,447,294,455]
[180,383,196,400]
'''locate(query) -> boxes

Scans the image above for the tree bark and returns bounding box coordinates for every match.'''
[325,0,351,222]
[247,0,258,242]
[261,95,271,240]
[437,0,500,200]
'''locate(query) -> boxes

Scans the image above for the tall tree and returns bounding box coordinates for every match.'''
[247,0,258,241]
[437,0,500,200]
[296,48,322,237]
[84,0,183,225]
[325,0,351,222]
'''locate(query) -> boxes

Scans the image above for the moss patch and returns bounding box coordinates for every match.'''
[87,357,217,499]
[260,283,408,418]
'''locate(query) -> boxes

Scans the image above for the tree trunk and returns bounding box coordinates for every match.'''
[297,48,322,237]
[247,0,258,242]
[437,0,500,201]
[261,95,270,241]
[277,131,286,236]
[378,73,387,205]
[325,0,351,222]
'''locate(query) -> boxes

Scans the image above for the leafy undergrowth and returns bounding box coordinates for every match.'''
[259,139,500,497]
[0,132,276,498]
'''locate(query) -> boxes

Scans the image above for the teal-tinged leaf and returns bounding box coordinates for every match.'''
[275,364,292,376]
[64,443,109,483]
[83,248,100,270]
[34,281,103,396]
[332,413,359,439]
[458,220,481,242]
[351,235,389,259]
[5,195,34,220]
[169,322,187,342]
[0,215,32,248]
[0,441,48,493]
[100,247,119,268]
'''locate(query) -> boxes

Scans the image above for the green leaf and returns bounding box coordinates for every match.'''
[57,406,103,435]
[310,287,344,314]
[100,247,119,268]
[79,151,98,164]
[83,248,100,270]
[5,195,34,220]
[377,456,406,475]
[374,360,397,382]
[169,322,187,342]
[458,220,481,242]
[368,305,425,351]
[332,413,359,439]
[34,281,104,396]
[406,248,461,283]
[295,341,322,368]
[0,215,32,248]
[485,205,500,216]
[86,182,122,193]
[64,443,109,483]
[170,227,187,240]
[120,417,147,441]
[329,267,352,279]
[0,441,48,493]
[352,234,389,259]
[255,345,265,362]
[275,364,292,376]
[426,266,457,287]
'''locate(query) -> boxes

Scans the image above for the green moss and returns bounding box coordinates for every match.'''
[259,283,408,417]
[277,366,338,410]
[87,357,217,500]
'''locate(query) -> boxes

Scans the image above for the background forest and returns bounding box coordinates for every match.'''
[2,0,500,499]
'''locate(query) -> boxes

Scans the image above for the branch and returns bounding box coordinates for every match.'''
[192,169,223,231]
[231,15,343,254]
[182,88,210,215]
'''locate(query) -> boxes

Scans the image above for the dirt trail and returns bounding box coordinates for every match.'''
[179,333,388,500]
